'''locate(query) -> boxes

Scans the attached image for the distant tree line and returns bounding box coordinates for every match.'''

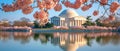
[33,20,54,28]
[0,17,54,28]
[83,16,95,26]
[0,17,34,27]
[83,16,120,27]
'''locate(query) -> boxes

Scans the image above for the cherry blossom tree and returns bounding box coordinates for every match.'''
[0,0,120,25]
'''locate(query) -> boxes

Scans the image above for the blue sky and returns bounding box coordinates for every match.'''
[0,0,105,22]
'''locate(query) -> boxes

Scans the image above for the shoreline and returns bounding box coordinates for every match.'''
[0,28,119,33]
[32,29,118,33]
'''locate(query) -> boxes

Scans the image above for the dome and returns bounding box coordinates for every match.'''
[74,16,87,20]
[59,9,79,18]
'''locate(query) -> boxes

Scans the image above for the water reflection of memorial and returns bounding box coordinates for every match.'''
[51,32,120,51]
[0,32,120,51]
[52,32,87,51]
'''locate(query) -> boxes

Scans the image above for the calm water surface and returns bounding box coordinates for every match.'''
[0,32,120,51]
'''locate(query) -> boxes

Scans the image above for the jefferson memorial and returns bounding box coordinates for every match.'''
[51,9,87,27]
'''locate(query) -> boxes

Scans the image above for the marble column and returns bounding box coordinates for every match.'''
[61,20,62,26]
[76,20,77,26]
[78,20,79,26]
[74,20,76,26]
[80,20,81,26]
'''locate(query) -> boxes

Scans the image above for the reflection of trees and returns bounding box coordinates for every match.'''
[95,33,120,46]
[13,32,32,44]
[33,33,53,44]
[0,32,120,49]
[84,32,120,46]
[33,33,39,41]
[0,32,11,41]
[0,32,33,44]
[111,35,120,45]
[84,36,93,46]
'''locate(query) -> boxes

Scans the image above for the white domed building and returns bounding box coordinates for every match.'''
[51,9,87,27]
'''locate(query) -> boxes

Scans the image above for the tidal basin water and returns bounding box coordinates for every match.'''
[0,32,120,51]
